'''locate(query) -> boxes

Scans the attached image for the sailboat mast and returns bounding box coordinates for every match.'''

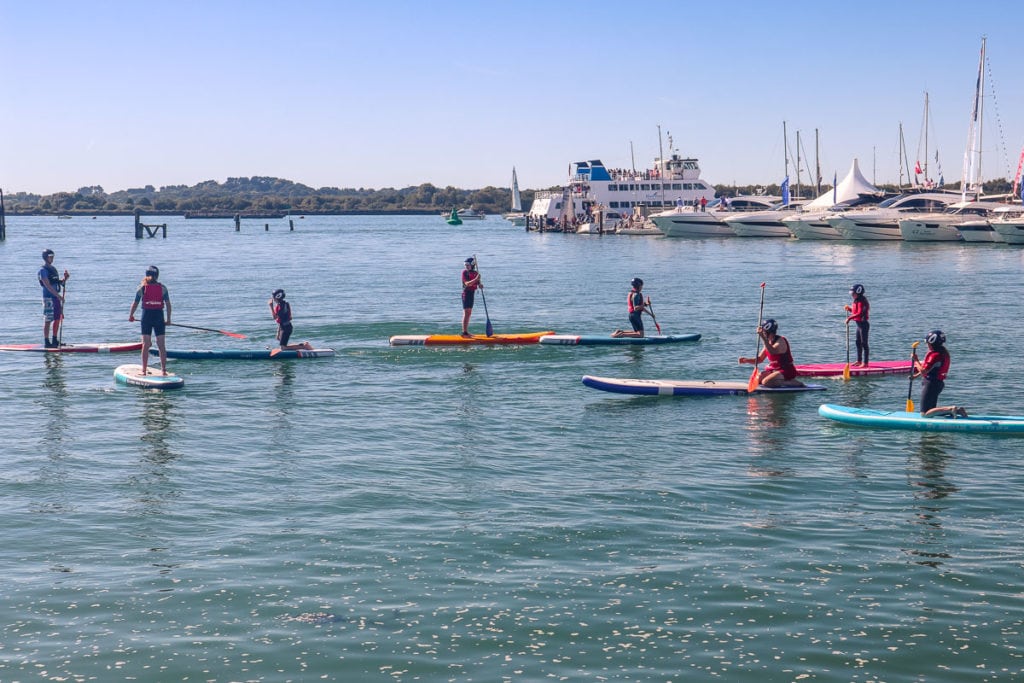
[924,92,929,183]
[898,123,905,189]
[657,124,666,207]
[815,128,821,195]
[796,130,802,200]
[962,37,986,201]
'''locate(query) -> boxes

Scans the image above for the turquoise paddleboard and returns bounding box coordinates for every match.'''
[114,364,185,390]
[819,404,1024,434]
[540,334,701,346]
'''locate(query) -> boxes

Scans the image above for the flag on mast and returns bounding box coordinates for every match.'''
[781,176,790,206]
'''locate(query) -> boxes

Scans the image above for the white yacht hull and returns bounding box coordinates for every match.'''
[785,218,842,240]
[727,220,792,237]
[956,220,1002,243]
[992,221,1024,244]
[898,218,963,242]
[652,212,733,237]
[829,217,903,240]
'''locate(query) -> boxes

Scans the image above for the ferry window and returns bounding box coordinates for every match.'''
[609,202,619,208]
[609,185,617,191]
[641,184,650,191]
[651,184,661,191]
[683,183,693,190]
[672,184,682,190]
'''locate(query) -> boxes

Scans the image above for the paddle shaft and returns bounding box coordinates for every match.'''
[748,283,766,392]
[168,322,247,339]
[645,300,661,334]
[474,254,493,336]
[843,321,851,381]
[906,341,920,411]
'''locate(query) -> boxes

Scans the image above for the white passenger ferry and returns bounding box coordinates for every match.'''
[528,154,716,229]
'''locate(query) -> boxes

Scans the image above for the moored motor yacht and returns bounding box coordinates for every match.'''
[898,201,1015,242]
[782,159,886,239]
[650,196,779,237]
[827,191,960,240]
[725,200,809,237]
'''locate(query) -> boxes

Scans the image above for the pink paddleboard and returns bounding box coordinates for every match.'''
[795,360,912,377]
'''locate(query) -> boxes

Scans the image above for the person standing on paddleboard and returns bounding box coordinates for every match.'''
[739,318,805,388]
[38,249,69,348]
[128,265,171,376]
[913,330,966,417]
[268,289,313,356]
[461,257,482,337]
[612,277,649,338]
[844,284,870,367]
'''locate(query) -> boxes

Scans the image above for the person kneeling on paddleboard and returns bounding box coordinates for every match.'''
[738,318,806,388]
[269,289,314,356]
[128,265,171,376]
[612,277,649,338]
[461,257,482,338]
[913,330,967,418]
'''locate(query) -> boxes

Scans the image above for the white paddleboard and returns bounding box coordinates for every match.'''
[114,364,185,390]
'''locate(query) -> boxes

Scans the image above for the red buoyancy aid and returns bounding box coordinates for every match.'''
[142,282,165,310]
[627,290,643,313]
[765,335,797,379]
[922,349,950,381]
[850,297,869,322]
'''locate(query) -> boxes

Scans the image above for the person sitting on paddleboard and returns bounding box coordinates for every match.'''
[461,257,482,337]
[128,265,171,376]
[39,248,69,348]
[844,283,870,367]
[738,318,805,388]
[913,330,967,418]
[612,277,649,338]
[268,289,313,356]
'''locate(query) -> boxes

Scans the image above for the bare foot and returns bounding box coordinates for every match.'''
[269,348,282,357]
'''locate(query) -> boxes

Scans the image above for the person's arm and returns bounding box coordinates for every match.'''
[762,335,789,356]
[129,301,138,321]
[164,287,171,324]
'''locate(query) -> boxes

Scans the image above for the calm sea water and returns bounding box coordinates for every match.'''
[2,214,1023,682]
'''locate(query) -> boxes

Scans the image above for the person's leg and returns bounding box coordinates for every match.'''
[156,334,167,375]
[141,334,152,374]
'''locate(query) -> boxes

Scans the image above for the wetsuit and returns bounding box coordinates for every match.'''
[461,268,479,309]
[627,290,644,334]
[765,336,798,380]
[919,347,950,413]
[273,300,293,347]
[848,296,870,364]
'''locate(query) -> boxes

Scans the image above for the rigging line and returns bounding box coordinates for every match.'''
[985,57,1013,180]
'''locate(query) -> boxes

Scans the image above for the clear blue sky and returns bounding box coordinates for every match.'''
[1,0,1021,195]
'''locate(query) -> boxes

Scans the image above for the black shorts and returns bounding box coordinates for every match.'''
[462,289,475,309]
[628,311,644,333]
[920,378,944,413]
[141,309,165,337]
[279,322,293,347]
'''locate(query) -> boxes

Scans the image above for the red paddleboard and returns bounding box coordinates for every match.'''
[0,342,143,354]
[795,360,912,377]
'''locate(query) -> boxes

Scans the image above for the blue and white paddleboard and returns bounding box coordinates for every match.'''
[540,333,701,346]
[114,364,185,390]
[582,375,826,396]
[818,404,1024,434]
[154,348,335,360]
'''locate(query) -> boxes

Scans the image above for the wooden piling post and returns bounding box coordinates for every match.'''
[289,219,294,231]
[0,187,6,241]
[234,214,241,232]
[134,210,143,239]
[265,223,269,231]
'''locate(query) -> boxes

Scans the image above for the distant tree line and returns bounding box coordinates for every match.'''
[2,175,1016,216]
[0,177,534,215]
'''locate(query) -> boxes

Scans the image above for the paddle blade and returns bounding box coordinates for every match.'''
[223,330,247,339]
[906,397,915,412]
[843,363,851,381]
[747,365,760,393]
[485,317,493,337]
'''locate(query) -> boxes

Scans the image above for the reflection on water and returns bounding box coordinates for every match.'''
[130,391,181,516]
[270,362,297,456]
[903,433,958,568]
[34,354,73,514]
[42,354,68,455]
[744,394,797,477]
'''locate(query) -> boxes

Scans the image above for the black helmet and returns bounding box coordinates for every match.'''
[464,256,476,268]
[42,249,54,260]
[760,318,779,335]
[850,283,865,296]
[272,289,286,301]
[145,265,159,280]
[630,277,643,289]
[926,329,946,346]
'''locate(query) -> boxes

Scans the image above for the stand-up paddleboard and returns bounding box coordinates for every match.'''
[795,360,912,377]
[540,333,701,346]
[818,404,1024,434]
[114,364,185,390]
[0,341,143,353]
[154,348,335,360]
[389,331,554,346]
[582,375,827,396]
